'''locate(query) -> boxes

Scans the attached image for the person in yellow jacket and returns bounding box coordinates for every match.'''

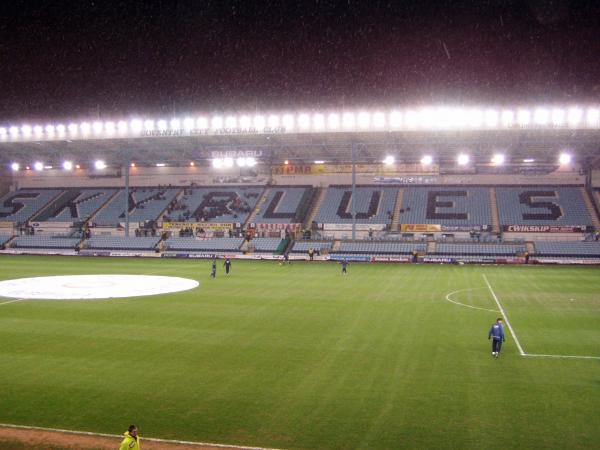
[119,425,140,450]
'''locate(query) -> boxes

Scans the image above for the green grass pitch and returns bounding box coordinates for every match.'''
[1,255,599,450]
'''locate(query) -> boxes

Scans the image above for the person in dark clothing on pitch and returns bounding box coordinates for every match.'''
[223,258,232,275]
[210,258,217,278]
[340,258,349,275]
[488,318,505,358]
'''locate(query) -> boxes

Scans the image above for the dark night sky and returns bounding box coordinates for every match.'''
[1,0,599,122]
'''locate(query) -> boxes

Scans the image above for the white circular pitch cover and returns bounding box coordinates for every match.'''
[0,275,199,300]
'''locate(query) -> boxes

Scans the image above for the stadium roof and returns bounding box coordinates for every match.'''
[2,106,600,168]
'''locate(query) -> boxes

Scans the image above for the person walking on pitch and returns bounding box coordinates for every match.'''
[488,318,505,358]
[223,258,232,275]
[210,258,217,278]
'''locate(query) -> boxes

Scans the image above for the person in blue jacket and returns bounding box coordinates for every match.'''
[488,318,505,358]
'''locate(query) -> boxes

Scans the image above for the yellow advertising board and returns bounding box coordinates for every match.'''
[162,222,233,230]
[400,224,441,232]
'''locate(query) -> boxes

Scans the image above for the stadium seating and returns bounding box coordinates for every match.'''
[163,187,263,224]
[93,188,180,225]
[85,236,161,250]
[12,235,81,249]
[253,187,312,223]
[313,186,398,224]
[165,237,244,252]
[291,241,333,253]
[496,186,593,226]
[0,189,63,223]
[36,189,117,222]
[335,241,427,255]
[249,237,283,252]
[434,243,525,256]
[534,241,600,257]
[400,187,492,226]
[0,234,14,246]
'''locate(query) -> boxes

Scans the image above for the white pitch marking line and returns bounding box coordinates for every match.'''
[445,288,500,313]
[0,422,281,450]
[524,353,600,360]
[482,273,526,356]
[0,298,25,306]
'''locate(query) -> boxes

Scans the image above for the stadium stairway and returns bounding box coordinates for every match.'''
[29,189,69,222]
[390,188,404,232]
[87,189,121,224]
[526,241,536,254]
[489,187,500,233]
[581,187,600,229]
[332,240,341,252]
[427,240,436,254]
[244,187,270,227]
[303,187,327,228]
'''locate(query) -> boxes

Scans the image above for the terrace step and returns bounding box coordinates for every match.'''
[332,240,341,252]
[426,240,436,254]
[581,187,600,229]
[244,187,270,227]
[526,241,536,254]
[489,187,500,233]
[303,187,327,228]
[88,189,121,224]
[391,188,404,232]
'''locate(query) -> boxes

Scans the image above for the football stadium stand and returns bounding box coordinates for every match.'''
[93,188,179,225]
[165,237,245,252]
[163,187,263,224]
[0,234,14,246]
[0,189,63,223]
[12,235,81,249]
[399,187,492,226]
[534,241,600,257]
[496,186,593,226]
[313,186,398,225]
[335,241,427,255]
[248,237,283,252]
[291,241,333,253]
[433,242,526,256]
[253,187,313,224]
[36,189,117,222]
[85,236,161,250]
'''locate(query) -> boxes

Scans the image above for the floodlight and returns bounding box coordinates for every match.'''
[189,161,195,167]
[551,108,565,126]
[212,158,223,169]
[533,108,549,125]
[225,116,237,128]
[327,113,340,130]
[559,153,572,165]
[567,107,583,127]
[587,108,600,127]
[211,116,223,129]
[44,125,55,134]
[372,111,385,129]
[314,160,325,164]
[357,111,370,129]
[183,117,194,130]
[21,125,32,136]
[491,154,505,165]
[298,113,310,130]
[389,110,402,129]
[44,165,53,170]
[130,162,136,168]
[253,115,265,129]
[94,160,106,170]
[523,158,535,163]
[246,157,257,167]
[501,110,514,127]
[405,110,418,128]
[34,161,44,171]
[75,164,81,169]
[267,114,280,128]
[312,113,325,130]
[11,162,19,171]
[170,118,181,130]
[117,121,128,132]
[130,119,143,132]
[421,155,433,165]
[282,114,294,130]
[68,123,78,134]
[63,161,73,171]
[143,120,155,131]
[103,122,114,134]
[236,157,246,167]
[516,109,531,126]
[383,155,395,165]
[223,157,234,168]
[484,109,499,128]
[457,154,470,165]
[342,112,355,129]
[80,122,91,134]
[9,126,19,136]
[239,115,251,129]
[284,160,289,165]
[451,108,467,127]
[0,127,6,136]
[197,117,208,129]
[156,163,166,167]
[466,109,483,128]
[157,120,167,131]
[92,122,103,134]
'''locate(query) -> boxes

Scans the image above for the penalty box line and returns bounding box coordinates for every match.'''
[482,274,600,361]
